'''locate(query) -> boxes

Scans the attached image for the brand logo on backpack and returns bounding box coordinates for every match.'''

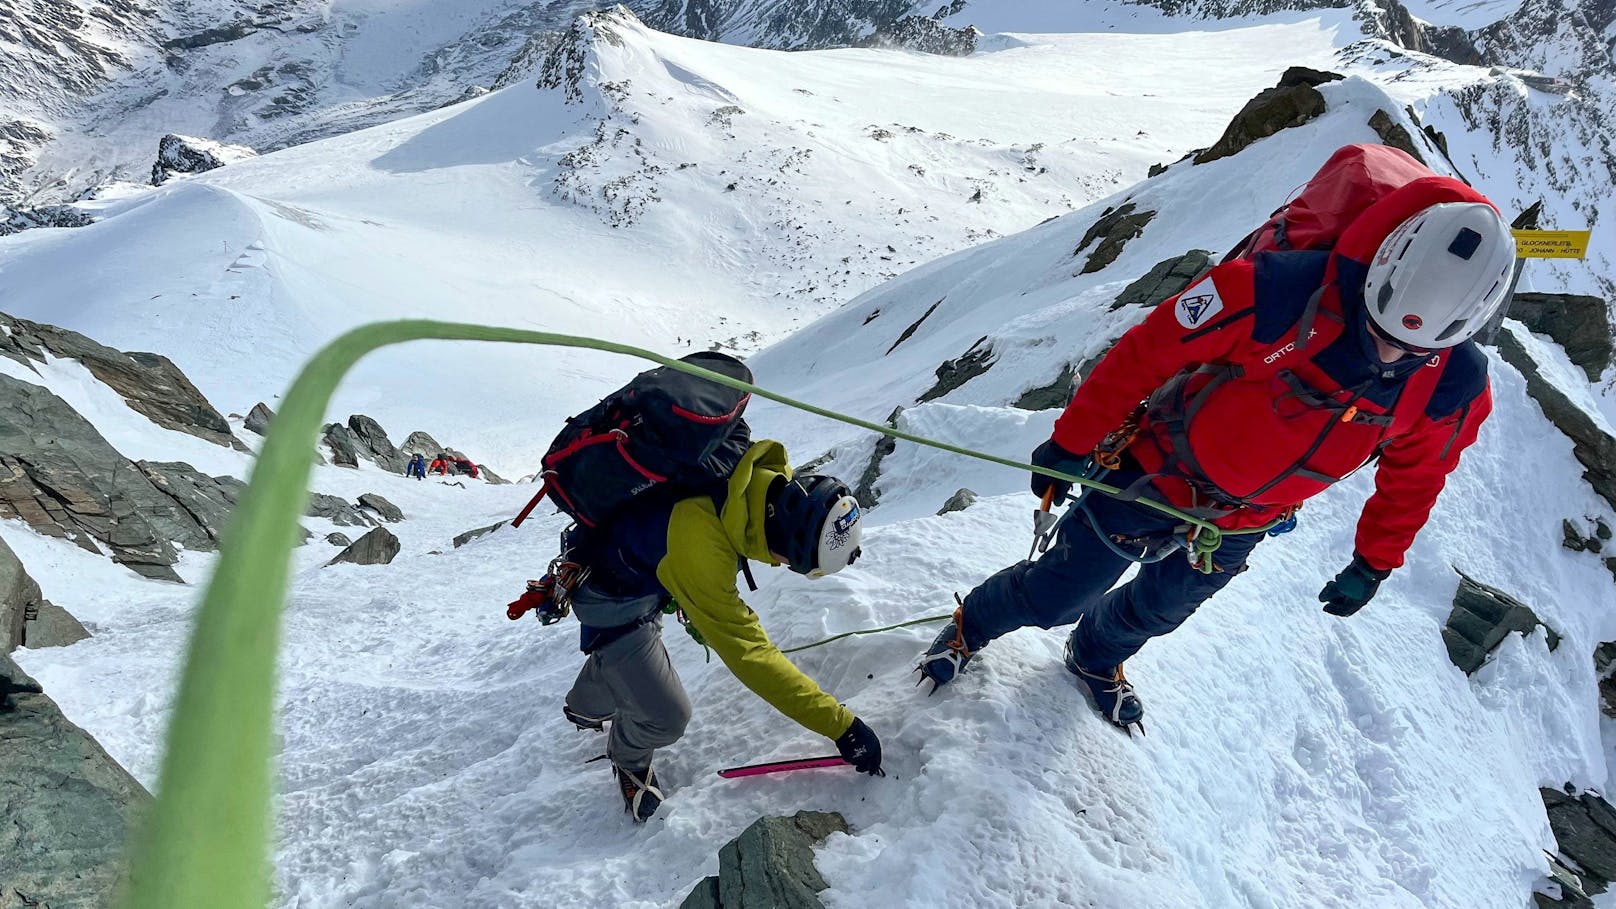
[1175,281,1224,329]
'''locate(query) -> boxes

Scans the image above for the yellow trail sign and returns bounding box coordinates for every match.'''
[1513,229,1591,259]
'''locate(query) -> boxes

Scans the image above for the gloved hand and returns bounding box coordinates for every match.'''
[1030,439,1093,507]
[835,717,885,777]
[1318,555,1392,617]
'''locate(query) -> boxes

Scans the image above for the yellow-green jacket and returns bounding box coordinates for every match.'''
[651,441,855,740]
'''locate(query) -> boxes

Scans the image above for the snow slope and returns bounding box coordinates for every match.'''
[0,9,1349,471]
[6,11,1616,909]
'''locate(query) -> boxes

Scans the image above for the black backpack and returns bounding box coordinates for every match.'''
[513,351,753,531]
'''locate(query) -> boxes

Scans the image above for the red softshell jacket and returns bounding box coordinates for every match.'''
[1052,179,1495,571]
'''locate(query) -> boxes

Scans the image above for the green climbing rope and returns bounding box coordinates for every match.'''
[126,319,1262,909]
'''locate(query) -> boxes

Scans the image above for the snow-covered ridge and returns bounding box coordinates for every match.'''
[3,9,1615,909]
[3,8,1346,470]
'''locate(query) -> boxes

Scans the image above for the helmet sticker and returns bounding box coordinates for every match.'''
[1175,280,1224,329]
[1402,314,1424,330]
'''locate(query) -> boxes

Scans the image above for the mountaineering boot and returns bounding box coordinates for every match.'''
[563,704,608,732]
[614,764,665,823]
[1063,636,1145,735]
[916,596,977,694]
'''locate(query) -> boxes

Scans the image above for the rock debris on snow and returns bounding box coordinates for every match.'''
[327,527,401,567]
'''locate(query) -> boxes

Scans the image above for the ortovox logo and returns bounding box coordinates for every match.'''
[1263,330,1319,365]
[1175,280,1224,329]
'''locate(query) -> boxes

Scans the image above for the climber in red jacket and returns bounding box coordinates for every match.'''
[919,164,1516,732]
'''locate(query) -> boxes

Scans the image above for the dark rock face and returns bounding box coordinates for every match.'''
[244,401,275,435]
[937,488,977,515]
[0,312,242,450]
[1507,293,1613,382]
[25,600,90,649]
[1442,573,1561,674]
[325,532,352,547]
[0,651,150,907]
[322,423,361,468]
[479,464,511,485]
[918,337,994,403]
[347,415,406,472]
[1367,108,1426,165]
[136,461,248,547]
[328,527,400,567]
[854,408,902,508]
[357,493,404,523]
[857,16,979,55]
[1075,203,1156,275]
[401,431,447,458]
[1495,329,1616,513]
[0,374,222,581]
[681,811,850,908]
[1597,643,1616,718]
[1014,362,1079,411]
[1110,251,1214,311]
[0,535,43,653]
[453,521,507,548]
[305,493,372,528]
[886,300,942,355]
[1543,788,1616,894]
[0,203,93,237]
[149,133,256,185]
[1195,68,1343,165]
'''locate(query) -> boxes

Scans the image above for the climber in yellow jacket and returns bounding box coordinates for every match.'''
[518,440,882,821]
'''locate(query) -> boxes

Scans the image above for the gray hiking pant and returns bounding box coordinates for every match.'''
[565,618,692,771]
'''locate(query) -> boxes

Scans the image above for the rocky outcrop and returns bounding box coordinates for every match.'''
[1442,573,1561,674]
[347,415,406,472]
[1598,643,1616,718]
[1074,203,1155,275]
[917,337,994,403]
[401,431,448,459]
[0,312,242,450]
[453,521,507,548]
[1109,250,1214,311]
[1542,788,1616,899]
[321,423,361,468]
[937,488,977,515]
[328,527,400,567]
[1507,293,1613,382]
[0,374,225,581]
[244,402,275,436]
[1563,517,1611,554]
[1195,67,1343,165]
[854,408,902,509]
[136,461,249,546]
[0,203,93,237]
[1367,108,1426,165]
[1014,362,1079,411]
[0,535,43,653]
[357,493,404,523]
[149,133,257,185]
[539,7,636,104]
[25,600,89,649]
[325,532,352,547]
[857,16,979,55]
[1495,329,1616,513]
[1,651,150,907]
[479,464,511,485]
[305,493,372,528]
[680,811,849,909]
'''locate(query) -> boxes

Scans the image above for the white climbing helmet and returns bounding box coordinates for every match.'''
[1362,201,1516,349]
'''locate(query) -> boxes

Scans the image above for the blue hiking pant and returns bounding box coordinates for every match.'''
[959,486,1264,670]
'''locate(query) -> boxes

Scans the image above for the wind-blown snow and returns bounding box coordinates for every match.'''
[6,12,1616,909]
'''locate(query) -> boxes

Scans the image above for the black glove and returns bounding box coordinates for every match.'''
[1030,439,1092,507]
[835,717,885,777]
[1318,555,1392,617]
